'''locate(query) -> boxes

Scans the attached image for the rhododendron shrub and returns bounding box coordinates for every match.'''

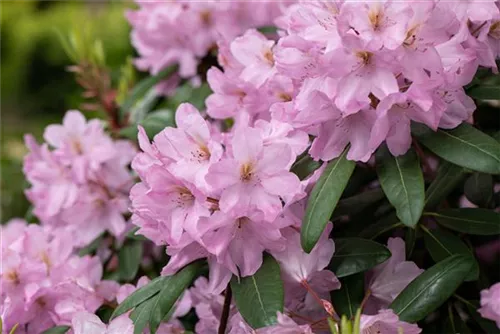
[2,1,500,333]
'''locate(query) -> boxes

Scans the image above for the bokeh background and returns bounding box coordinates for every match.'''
[1,1,133,221]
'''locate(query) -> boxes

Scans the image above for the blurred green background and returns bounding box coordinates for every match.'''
[1,1,133,221]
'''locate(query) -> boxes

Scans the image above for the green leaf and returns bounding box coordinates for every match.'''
[119,65,178,120]
[165,82,212,111]
[119,240,143,282]
[412,123,500,174]
[130,297,156,334]
[430,208,500,235]
[328,238,391,278]
[376,146,424,227]
[111,276,168,319]
[425,162,466,209]
[119,109,175,141]
[359,213,403,240]
[291,154,321,180]
[301,149,355,253]
[126,227,148,241]
[41,326,70,334]
[231,254,284,329]
[422,227,479,281]
[78,234,104,257]
[149,262,202,333]
[129,88,160,123]
[330,273,365,319]
[405,227,417,259]
[390,255,474,323]
[464,173,493,207]
[467,85,500,100]
[332,188,385,219]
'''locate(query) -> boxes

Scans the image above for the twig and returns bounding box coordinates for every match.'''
[218,285,232,334]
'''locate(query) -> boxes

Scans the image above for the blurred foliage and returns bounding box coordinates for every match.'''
[1,1,133,221]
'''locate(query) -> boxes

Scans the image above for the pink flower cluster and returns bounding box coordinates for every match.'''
[206,0,500,160]
[23,110,136,246]
[130,102,311,292]
[0,219,117,334]
[126,0,293,90]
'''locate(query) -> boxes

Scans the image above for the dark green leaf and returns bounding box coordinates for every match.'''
[333,188,385,219]
[412,123,500,174]
[467,85,500,100]
[291,154,321,180]
[129,89,159,123]
[120,65,178,120]
[430,208,500,235]
[165,82,212,111]
[405,227,417,259]
[119,240,143,282]
[422,227,478,281]
[359,213,403,240]
[257,26,278,34]
[328,238,391,278]
[425,162,466,209]
[111,276,169,319]
[390,255,474,323]
[464,173,493,207]
[376,146,425,227]
[330,273,365,319]
[231,254,284,329]
[41,326,70,334]
[119,109,175,140]
[130,296,156,334]
[149,262,202,333]
[301,149,355,253]
[78,234,104,256]
[126,227,148,241]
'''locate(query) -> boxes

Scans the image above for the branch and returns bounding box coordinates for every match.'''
[218,284,232,334]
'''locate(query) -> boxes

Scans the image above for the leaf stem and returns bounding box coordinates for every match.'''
[218,285,232,334]
[453,294,475,308]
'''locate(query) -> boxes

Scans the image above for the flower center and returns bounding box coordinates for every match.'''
[240,163,254,182]
[193,145,211,162]
[200,10,212,26]
[263,49,275,66]
[71,139,83,154]
[490,21,500,39]
[277,92,292,102]
[368,8,383,31]
[40,251,51,268]
[6,270,20,284]
[356,51,373,65]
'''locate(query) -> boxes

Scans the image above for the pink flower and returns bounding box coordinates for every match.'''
[272,225,339,316]
[337,1,413,51]
[360,309,422,333]
[201,211,286,277]
[367,238,423,310]
[230,29,278,88]
[151,103,223,190]
[256,312,313,334]
[479,282,500,328]
[72,311,134,334]
[43,110,115,183]
[207,126,301,221]
[0,220,111,334]
[23,111,136,246]
[130,166,210,245]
